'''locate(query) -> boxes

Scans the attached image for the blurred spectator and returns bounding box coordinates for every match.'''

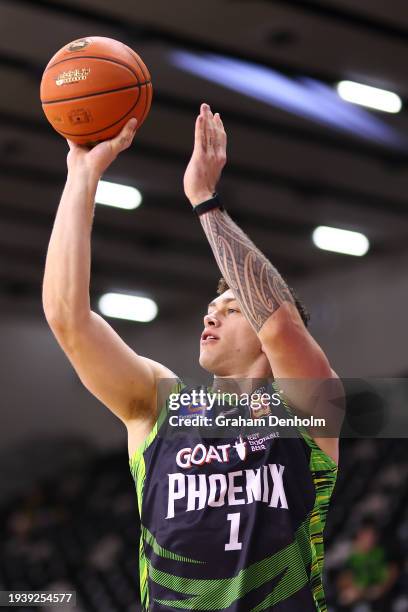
[336,518,401,610]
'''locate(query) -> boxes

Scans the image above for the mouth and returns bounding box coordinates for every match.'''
[201,331,220,344]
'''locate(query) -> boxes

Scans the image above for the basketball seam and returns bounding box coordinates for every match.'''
[53,83,148,138]
[138,81,152,127]
[44,55,148,83]
[41,82,149,105]
[124,45,150,83]
[123,48,152,126]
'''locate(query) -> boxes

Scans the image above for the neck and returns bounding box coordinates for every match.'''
[212,363,272,396]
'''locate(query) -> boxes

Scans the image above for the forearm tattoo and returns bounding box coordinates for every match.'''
[200,208,294,332]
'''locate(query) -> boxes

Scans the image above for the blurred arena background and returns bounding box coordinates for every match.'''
[0,1,408,610]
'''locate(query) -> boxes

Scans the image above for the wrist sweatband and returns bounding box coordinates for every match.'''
[193,193,224,216]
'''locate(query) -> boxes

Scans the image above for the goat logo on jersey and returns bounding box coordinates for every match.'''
[176,436,248,469]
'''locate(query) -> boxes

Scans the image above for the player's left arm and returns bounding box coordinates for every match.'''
[184,104,343,461]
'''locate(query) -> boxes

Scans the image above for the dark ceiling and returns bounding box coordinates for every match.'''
[1,0,408,321]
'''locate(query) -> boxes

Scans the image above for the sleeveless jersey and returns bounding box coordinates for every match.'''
[129,381,337,611]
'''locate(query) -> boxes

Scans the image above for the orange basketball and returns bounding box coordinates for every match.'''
[40,36,153,145]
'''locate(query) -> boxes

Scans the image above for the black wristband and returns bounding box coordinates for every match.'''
[193,193,224,216]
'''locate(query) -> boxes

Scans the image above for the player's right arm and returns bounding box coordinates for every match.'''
[42,119,175,429]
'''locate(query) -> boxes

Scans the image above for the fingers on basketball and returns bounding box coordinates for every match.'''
[113,118,138,154]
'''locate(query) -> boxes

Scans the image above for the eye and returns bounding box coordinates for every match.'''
[227,308,238,314]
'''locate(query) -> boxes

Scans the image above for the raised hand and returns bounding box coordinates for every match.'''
[184,103,227,206]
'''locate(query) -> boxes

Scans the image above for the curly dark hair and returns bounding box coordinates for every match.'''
[216,277,310,328]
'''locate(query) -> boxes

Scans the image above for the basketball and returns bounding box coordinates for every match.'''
[40,36,153,145]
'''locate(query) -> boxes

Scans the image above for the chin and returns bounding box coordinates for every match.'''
[199,351,224,375]
[199,352,214,373]
[199,354,230,377]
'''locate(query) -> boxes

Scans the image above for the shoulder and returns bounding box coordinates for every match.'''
[143,356,179,381]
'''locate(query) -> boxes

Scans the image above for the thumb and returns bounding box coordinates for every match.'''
[66,138,77,151]
[111,118,138,155]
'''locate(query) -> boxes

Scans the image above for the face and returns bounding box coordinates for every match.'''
[199,289,267,376]
[355,526,377,552]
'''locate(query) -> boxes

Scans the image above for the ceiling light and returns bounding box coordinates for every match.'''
[95,180,142,210]
[169,51,406,149]
[98,293,158,322]
[337,81,402,114]
[312,226,369,256]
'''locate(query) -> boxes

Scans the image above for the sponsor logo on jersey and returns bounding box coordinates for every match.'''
[249,389,272,419]
[176,436,248,468]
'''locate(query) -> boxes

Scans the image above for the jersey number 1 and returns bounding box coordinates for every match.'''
[225,513,242,551]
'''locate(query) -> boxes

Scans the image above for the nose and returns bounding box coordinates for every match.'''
[204,312,220,327]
